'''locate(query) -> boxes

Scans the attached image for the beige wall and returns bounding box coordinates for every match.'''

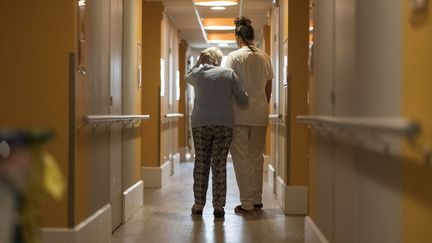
[0,0,76,227]
[310,0,404,242]
[308,0,335,227]
[269,2,284,182]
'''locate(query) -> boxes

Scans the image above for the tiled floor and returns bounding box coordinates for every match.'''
[112,162,304,243]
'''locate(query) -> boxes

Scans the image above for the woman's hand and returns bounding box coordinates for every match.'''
[195,52,209,67]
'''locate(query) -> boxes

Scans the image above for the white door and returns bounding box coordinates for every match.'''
[270,6,281,190]
[109,0,123,231]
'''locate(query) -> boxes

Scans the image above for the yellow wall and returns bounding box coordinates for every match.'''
[283,0,289,40]
[133,0,143,184]
[159,14,180,164]
[287,0,309,186]
[178,40,188,149]
[123,0,143,188]
[141,2,164,167]
[402,1,432,242]
[0,1,76,227]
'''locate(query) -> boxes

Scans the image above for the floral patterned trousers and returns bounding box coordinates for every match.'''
[192,125,233,207]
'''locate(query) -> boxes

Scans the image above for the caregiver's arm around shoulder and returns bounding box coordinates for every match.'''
[265,79,272,103]
[265,55,273,103]
[231,71,249,106]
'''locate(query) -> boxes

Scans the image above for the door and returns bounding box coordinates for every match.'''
[270,5,281,190]
[76,0,112,227]
[168,27,180,174]
[160,14,170,169]
[110,0,123,231]
[122,0,143,226]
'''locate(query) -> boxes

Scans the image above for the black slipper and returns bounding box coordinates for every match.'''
[213,206,225,218]
[234,205,252,213]
[254,203,264,210]
[191,204,203,215]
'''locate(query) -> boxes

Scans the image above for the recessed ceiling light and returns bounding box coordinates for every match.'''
[207,32,236,44]
[203,18,235,30]
[218,43,229,47]
[208,40,237,44]
[211,6,226,10]
[194,0,238,7]
[205,26,235,30]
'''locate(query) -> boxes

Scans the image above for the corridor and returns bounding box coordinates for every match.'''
[1,0,432,243]
[112,162,304,243]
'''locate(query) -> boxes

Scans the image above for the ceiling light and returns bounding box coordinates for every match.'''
[203,18,235,30]
[211,6,226,10]
[78,0,86,6]
[209,40,237,44]
[207,32,236,44]
[218,43,229,47]
[194,0,238,7]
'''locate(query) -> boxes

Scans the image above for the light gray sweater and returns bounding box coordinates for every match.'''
[185,64,249,128]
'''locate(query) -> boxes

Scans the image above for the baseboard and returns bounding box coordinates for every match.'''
[267,164,275,193]
[42,204,111,243]
[142,160,171,188]
[276,176,308,215]
[123,180,143,223]
[263,155,271,173]
[305,216,330,243]
[160,160,171,185]
[172,153,181,175]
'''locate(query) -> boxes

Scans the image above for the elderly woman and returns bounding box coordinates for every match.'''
[186,47,248,218]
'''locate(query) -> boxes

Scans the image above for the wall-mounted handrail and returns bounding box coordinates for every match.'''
[164,113,184,119]
[269,114,283,120]
[296,115,432,166]
[296,115,420,138]
[83,115,150,124]
[269,113,286,125]
[79,115,150,132]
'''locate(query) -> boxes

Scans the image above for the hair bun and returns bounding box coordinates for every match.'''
[234,17,252,27]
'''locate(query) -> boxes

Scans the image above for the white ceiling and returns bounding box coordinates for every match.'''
[146,0,273,49]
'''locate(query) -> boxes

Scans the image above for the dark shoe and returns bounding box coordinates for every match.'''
[253,203,263,210]
[191,204,204,215]
[234,205,252,214]
[213,206,225,218]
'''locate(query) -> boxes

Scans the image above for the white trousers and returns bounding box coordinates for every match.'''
[230,125,267,210]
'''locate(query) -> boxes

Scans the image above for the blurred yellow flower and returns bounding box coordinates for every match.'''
[43,153,65,201]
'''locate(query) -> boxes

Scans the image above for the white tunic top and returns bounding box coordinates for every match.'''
[225,46,273,126]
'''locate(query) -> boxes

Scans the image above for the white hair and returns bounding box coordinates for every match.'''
[202,47,223,66]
